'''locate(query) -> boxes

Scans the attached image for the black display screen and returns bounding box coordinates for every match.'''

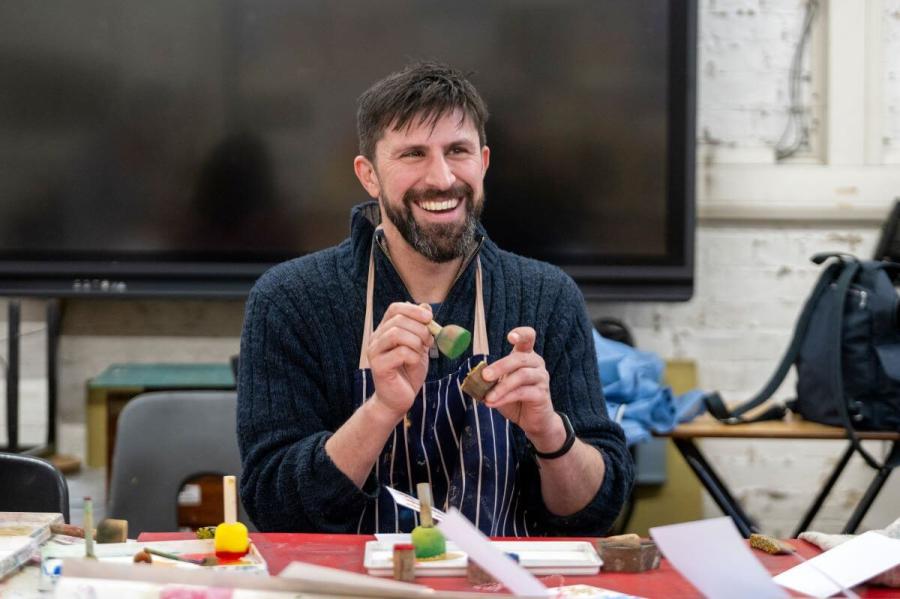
[0,0,695,299]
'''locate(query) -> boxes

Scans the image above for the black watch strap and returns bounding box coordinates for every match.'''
[530,411,577,460]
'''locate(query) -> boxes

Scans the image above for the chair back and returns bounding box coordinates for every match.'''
[107,391,249,535]
[0,452,70,522]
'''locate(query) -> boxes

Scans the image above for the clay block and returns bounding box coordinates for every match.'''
[596,540,660,573]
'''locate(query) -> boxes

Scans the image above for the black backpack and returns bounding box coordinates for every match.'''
[706,252,900,468]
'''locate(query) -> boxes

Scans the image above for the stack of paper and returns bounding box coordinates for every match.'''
[0,512,64,578]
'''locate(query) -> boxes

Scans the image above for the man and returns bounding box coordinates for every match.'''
[238,62,633,536]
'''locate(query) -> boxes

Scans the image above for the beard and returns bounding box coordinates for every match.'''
[380,182,482,263]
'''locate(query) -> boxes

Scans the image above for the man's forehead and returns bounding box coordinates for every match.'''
[384,109,478,144]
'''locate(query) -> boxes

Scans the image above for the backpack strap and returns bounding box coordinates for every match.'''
[705,260,842,424]
[824,258,886,469]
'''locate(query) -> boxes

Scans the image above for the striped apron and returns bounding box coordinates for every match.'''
[354,249,529,536]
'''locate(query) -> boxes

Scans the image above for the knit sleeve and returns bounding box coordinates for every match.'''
[520,274,635,536]
[236,281,375,532]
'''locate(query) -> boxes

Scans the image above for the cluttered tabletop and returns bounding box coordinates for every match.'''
[3,499,900,598]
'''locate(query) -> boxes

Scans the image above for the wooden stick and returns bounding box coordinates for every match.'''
[83,497,95,559]
[416,482,434,527]
[223,475,237,524]
[144,547,219,566]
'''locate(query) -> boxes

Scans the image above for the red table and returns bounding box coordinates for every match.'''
[139,532,894,598]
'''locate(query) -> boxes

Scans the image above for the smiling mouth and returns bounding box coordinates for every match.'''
[416,197,461,213]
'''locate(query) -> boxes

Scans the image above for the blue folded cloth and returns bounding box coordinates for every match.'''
[594,329,706,446]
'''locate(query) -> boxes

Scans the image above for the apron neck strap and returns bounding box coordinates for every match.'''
[358,247,488,369]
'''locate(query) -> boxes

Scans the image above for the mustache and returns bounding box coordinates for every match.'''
[404,182,474,204]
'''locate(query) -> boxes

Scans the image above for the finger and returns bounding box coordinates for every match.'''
[382,302,433,325]
[508,327,536,353]
[483,367,547,403]
[369,327,430,356]
[481,351,544,382]
[487,386,546,410]
[375,313,434,347]
[370,346,427,372]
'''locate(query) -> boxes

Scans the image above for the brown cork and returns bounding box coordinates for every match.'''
[393,543,416,582]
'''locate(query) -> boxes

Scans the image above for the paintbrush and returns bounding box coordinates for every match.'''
[426,320,471,359]
[144,547,219,566]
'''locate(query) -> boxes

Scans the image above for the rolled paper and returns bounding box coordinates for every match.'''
[417,482,434,527]
[83,497,95,559]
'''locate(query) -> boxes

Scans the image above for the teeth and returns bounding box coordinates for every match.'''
[419,198,460,212]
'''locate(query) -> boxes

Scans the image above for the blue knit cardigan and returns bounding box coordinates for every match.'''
[237,201,633,535]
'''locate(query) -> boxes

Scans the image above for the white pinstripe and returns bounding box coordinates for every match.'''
[431,378,452,510]
[471,396,484,530]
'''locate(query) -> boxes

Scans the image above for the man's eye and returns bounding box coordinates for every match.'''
[402,150,424,158]
[449,147,469,154]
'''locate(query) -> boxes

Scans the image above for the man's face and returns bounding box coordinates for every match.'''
[354,110,490,263]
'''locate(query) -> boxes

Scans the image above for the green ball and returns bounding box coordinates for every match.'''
[411,525,446,559]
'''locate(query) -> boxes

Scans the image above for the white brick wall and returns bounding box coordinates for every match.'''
[593,0,900,536]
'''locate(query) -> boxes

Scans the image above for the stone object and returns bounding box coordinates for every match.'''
[596,539,660,573]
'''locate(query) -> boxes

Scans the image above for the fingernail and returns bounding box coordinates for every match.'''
[482,368,493,380]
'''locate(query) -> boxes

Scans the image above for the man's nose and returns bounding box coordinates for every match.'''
[422,154,456,190]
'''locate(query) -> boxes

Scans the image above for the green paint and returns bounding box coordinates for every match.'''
[411,525,446,558]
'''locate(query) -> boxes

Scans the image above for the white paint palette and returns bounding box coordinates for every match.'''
[364,539,602,577]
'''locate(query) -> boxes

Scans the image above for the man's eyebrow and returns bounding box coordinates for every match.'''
[391,143,427,156]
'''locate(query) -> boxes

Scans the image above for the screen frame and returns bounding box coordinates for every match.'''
[0,0,696,301]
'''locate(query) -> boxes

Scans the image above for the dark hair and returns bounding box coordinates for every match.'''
[356,61,489,159]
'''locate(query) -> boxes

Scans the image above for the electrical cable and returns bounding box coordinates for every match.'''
[775,0,820,160]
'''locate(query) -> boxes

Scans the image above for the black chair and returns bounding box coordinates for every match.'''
[0,452,70,522]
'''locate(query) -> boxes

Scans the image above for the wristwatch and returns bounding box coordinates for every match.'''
[530,411,576,459]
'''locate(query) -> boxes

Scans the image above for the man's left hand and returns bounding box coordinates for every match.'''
[481,327,560,442]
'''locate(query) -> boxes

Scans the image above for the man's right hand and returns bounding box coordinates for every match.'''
[367,302,434,422]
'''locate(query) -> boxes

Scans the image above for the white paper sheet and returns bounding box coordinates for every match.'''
[774,531,900,598]
[386,486,448,521]
[650,517,789,599]
[437,508,547,598]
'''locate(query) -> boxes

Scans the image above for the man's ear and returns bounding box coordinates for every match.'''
[353,155,381,199]
[481,145,490,176]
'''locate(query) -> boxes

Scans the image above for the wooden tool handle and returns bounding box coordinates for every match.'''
[417,482,434,527]
[426,320,443,338]
[223,475,238,524]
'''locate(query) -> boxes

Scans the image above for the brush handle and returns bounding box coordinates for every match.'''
[223,475,238,523]
[83,497,95,558]
[426,320,443,338]
[417,482,434,527]
[145,547,200,564]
